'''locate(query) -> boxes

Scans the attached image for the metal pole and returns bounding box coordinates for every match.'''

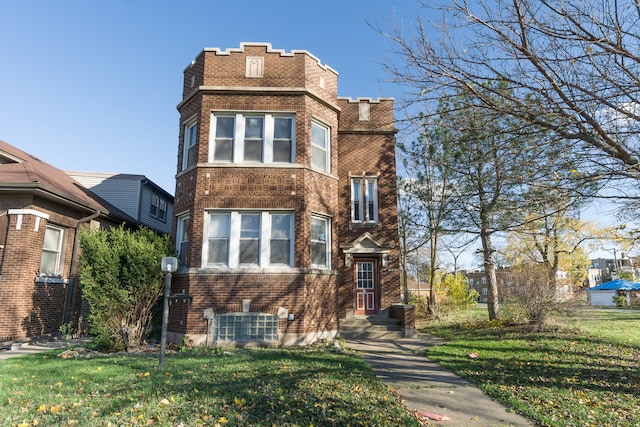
[159,270,172,371]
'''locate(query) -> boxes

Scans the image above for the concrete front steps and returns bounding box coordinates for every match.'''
[339,316,406,341]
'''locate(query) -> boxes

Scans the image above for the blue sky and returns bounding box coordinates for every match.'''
[0,1,420,194]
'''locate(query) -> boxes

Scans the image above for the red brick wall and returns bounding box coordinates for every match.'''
[170,271,338,337]
[336,98,401,317]
[0,197,95,341]
[171,44,399,343]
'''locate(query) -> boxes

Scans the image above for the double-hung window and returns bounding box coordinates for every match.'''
[210,113,295,164]
[273,117,293,162]
[177,214,189,266]
[351,176,378,223]
[207,213,231,265]
[150,194,167,222]
[239,213,261,265]
[310,215,330,269]
[204,211,294,268]
[244,117,264,162]
[182,119,198,170]
[40,225,64,276]
[311,120,330,172]
[270,214,292,265]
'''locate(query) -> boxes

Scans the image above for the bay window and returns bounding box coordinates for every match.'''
[210,113,295,164]
[204,211,294,268]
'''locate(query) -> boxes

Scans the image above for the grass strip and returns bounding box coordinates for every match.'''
[1,345,422,427]
[421,307,640,427]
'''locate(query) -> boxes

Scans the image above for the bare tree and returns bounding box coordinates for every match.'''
[398,116,460,315]
[378,0,640,205]
[506,263,560,328]
[397,176,429,304]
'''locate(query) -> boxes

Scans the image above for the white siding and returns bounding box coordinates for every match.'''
[68,172,142,220]
[67,171,174,235]
[589,290,616,306]
[140,185,172,234]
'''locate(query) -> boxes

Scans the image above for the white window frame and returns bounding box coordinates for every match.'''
[310,215,331,269]
[203,211,294,268]
[40,225,64,276]
[311,120,330,172]
[182,117,198,171]
[209,113,296,164]
[351,176,378,223]
[177,214,189,266]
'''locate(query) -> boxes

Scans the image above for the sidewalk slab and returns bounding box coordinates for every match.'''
[0,338,90,360]
[345,336,533,427]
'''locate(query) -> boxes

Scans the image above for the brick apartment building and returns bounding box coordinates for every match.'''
[169,43,401,345]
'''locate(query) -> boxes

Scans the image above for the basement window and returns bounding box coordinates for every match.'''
[211,313,279,342]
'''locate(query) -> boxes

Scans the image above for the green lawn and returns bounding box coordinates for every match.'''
[1,345,421,427]
[420,306,640,427]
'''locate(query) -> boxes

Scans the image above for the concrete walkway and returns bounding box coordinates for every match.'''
[0,338,91,360]
[344,334,534,427]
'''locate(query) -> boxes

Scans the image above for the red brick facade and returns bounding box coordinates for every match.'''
[171,43,400,345]
[0,199,106,342]
[0,141,135,343]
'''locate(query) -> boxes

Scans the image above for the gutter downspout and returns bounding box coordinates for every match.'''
[63,210,101,325]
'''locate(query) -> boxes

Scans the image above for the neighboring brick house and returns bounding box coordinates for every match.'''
[66,171,174,234]
[0,140,139,342]
[170,43,401,346]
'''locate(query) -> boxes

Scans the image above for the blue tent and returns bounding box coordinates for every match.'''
[587,279,640,291]
[587,279,640,306]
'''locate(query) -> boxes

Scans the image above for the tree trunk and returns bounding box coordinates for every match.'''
[428,233,438,316]
[481,230,500,320]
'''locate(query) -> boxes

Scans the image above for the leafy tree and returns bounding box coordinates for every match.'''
[441,272,479,311]
[504,208,598,289]
[79,225,174,351]
[425,82,566,320]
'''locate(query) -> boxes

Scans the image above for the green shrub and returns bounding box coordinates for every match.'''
[441,273,478,312]
[79,225,174,351]
[613,294,627,307]
[409,293,429,318]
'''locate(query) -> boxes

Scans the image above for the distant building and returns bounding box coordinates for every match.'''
[465,266,572,302]
[466,268,512,303]
[587,255,637,287]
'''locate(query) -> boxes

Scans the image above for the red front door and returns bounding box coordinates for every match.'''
[354,260,377,315]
